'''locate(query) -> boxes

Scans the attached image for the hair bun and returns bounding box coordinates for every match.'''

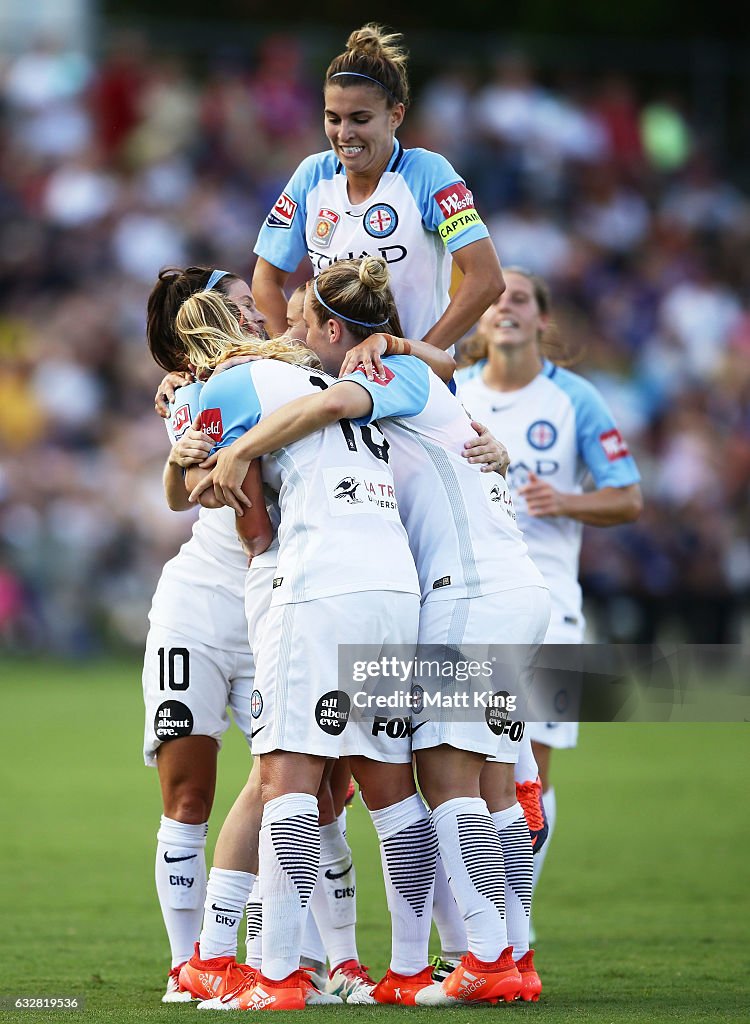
[346,24,389,58]
[358,256,390,293]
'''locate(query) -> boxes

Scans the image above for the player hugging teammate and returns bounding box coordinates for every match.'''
[142,21,641,1011]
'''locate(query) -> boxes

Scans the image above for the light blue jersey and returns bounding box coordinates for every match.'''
[254,141,489,341]
[457,359,641,628]
[337,356,546,604]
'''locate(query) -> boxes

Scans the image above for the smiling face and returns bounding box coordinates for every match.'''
[479,270,548,352]
[323,83,404,180]
[224,278,268,339]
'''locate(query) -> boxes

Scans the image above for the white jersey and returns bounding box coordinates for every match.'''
[253,141,489,341]
[197,359,419,606]
[164,380,279,572]
[149,382,278,653]
[457,359,640,625]
[339,356,547,604]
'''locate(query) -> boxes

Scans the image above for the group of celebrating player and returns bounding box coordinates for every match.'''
[141,24,642,1011]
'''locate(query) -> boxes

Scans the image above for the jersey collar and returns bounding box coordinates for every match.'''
[542,358,557,379]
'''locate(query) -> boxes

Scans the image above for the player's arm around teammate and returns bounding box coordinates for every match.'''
[173,288,442,1008]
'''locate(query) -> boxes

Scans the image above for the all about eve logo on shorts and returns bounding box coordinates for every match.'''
[315,690,350,734]
[155,701,194,740]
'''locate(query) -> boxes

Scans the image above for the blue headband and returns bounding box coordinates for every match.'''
[312,279,389,328]
[329,71,399,103]
[203,269,230,292]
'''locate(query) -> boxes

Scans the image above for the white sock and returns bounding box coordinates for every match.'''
[259,793,320,981]
[301,907,327,965]
[492,803,533,960]
[200,867,255,960]
[309,822,358,970]
[432,797,507,962]
[370,794,438,975]
[244,877,262,969]
[337,808,347,840]
[155,816,208,968]
[514,733,538,784]
[432,855,467,956]
[532,786,556,893]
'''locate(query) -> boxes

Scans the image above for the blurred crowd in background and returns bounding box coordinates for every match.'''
[1,31,749,653]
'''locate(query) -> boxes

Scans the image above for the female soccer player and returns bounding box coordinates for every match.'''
[173,286,444,1010]
[191,257,551,1006]
[252,23,503,351]
[143,266,274,1002]
[457,267,642,939]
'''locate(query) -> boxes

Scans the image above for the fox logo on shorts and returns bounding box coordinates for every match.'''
[334,477,363,503]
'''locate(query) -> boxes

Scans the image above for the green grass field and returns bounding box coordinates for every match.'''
[1,658,747,1023]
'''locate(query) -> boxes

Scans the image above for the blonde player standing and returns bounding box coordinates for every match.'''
[457,268,642,938]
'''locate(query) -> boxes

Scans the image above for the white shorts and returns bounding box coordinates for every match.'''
[142,625,255,766]
[412,586,551,760]
[245,563,275,659]
[250,591,420,762]
[526,721,579,748]
[525,608,582,749]
[142,565,277,766]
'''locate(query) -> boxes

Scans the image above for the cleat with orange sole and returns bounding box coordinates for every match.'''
[178,943,256,1002]
[516,949,542,1002]
[415,948,522,1006]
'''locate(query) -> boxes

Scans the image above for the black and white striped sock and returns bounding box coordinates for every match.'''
[370,793,438,975]
[432,797,507,962]
[492,802,533,960]
[259,793,320,981]
[244,877,262,969]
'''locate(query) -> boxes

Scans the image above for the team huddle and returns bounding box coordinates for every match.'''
[142,23,642,1011]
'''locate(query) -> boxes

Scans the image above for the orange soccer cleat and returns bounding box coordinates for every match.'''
[515,949,543,1001]
[415,948,522,1006]
[361,966,436,1006]
[178,943,256,1002]
[516,776,549,853]
[214,970,307,1011]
